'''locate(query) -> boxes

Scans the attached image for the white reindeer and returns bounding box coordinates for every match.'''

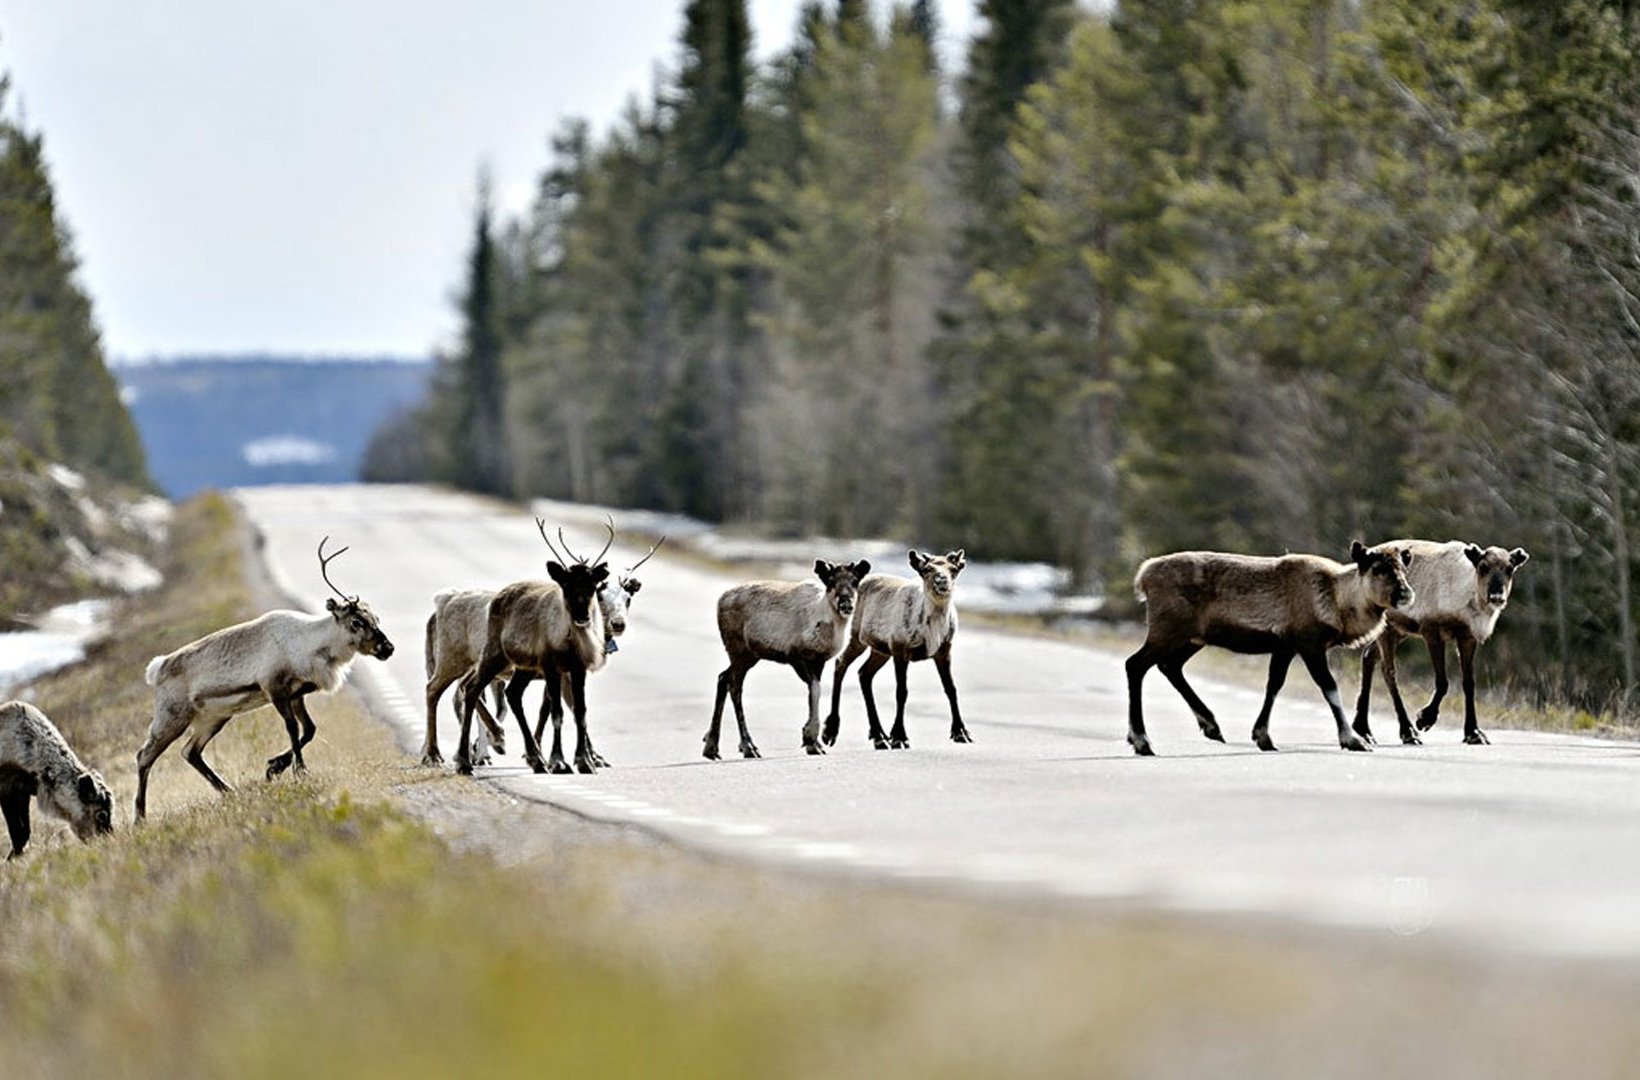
[824,549,970,750]
[135,538,395,820]
[0,701,114,857]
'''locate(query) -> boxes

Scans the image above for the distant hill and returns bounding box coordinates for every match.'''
[113,356,433,499]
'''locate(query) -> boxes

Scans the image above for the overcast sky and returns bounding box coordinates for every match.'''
[0,1,977,359]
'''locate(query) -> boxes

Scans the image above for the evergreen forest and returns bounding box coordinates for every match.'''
[373,0,1640,713]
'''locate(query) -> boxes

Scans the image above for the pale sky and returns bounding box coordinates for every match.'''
[0,1,977,359]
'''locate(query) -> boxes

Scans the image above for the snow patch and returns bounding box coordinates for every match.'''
[47,463,86,492]
[242,435,337,468]
[0,600,112,694]
[62,536,163,593]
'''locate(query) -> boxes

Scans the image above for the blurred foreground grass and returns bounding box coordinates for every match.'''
[5,493,1640,1079]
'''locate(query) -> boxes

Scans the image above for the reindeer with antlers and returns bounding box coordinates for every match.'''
[455,519,619,775]
[466,530,665,767]
[134,537,395,820]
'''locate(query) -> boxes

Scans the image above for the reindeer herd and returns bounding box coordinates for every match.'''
[0,515,1533,858]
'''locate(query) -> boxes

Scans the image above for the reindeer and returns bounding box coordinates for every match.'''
[1126,541,1414,756]
[135,538,394,820]
[1352,540,1530,746]
[0,701,113,858]
[470,534,664,767]
[455,519,613,776]
[419,587,512,767]
[823,549,969,750]
[705,558,871,760]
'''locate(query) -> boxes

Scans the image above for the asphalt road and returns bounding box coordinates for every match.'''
[237,484,1640,961]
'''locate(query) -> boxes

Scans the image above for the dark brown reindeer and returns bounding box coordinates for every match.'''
[1353,540,1529,746]
[705,558,871,760]
[455,519,612,775]
[136,538,394,819]
[823,549,970,750]
[1126,541,1414,756]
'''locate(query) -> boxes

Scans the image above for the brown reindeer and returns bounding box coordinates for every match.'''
[704,559,871,760]
[455,520,611,776]
[823,549,969,750]
[1126,541,1414,756]
[1353,540,1529,746]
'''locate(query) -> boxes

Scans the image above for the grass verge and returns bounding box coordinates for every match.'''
[5,492,1640,1079]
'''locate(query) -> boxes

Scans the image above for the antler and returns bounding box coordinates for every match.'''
[540,516,617,566]
[623,534,667,580]
[536,516,573,565]
[591,515,615,566]
[316,535,357,603]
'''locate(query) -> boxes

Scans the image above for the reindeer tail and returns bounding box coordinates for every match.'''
[143,655,167,686]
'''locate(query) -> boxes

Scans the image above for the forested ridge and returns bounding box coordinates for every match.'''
[371,0,1640,712]
[0,71,147,487]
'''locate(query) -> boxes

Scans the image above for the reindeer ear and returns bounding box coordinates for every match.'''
[1510,547,1531,568]
[76,773,98,803]
[949,549,966,570]
[1350,540,1368,565]
[908,549,924,571]
[1400,548,1414,568]
[591,565,610,583]
[623,579,642,595]
[1464,544,1484,566]
[813,559,835,583]
[325,598,341,615]
[547,561,569,585]
[853,559,872,579]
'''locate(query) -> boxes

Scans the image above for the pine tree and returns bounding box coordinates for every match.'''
[448,173,510,496]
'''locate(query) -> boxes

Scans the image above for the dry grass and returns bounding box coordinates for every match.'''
[5,493,1640,1079]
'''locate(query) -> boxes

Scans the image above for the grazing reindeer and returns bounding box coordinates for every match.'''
[705,558,871,760]
[1353,540,1530,746]
[135,538,394,820]
[824,549,970,750]
[419,587,512,767]
[456,519,612,776]
[0,701,113,858]
[472,534,665,767]
[1126,541,1413,756]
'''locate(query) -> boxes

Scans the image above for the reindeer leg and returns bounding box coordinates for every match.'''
[1417,631,1449,731]
[568,666,597,773]
[566,677,609,768]
[135,696,191,821]
[1458,635,1489,745]
[488,679,509,754]
[1,774,35,858]
[1300,648,1371,752]
[267,691,305,780]
[1158,645,1221,743]
[458,653,510,775]
[729,658,760,759]
[1352,642,1379,744]
[1125,640,1166,756]
[423,670,454,766]
[543,672,571,774]
[934,646,970,744]
[825,639,867,746]
[858,650,891,749]
[1251,648,1294,752]
[1378,634,1420,745]
[706,664,733,761]
[802,662,826,755]
[887,654,912,749]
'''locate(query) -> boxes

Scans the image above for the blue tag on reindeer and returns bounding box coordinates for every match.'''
[604,638,619,655]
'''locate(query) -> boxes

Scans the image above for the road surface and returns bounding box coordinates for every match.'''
[237,484,1640,961]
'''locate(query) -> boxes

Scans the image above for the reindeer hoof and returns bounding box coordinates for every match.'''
[1416,709,1439,732]
[822,721,839,746]
[455,759,474,776]
[1399,728,1422,746]
[1254,734,1279,752]
[871,735,890,750]
[1351,723,1377,746]
[1342,734,1373,752]
[1128,733,1154,757]
[526,757,550,774]
[575,758,596,774]
[703,747,721,761]
[420,751,443,767]
[739,743,761,760]
[950,726,972,744]
[1199,721,1225,743]
[889,735,910,750]
[1464,729,1490,746]
[548,759,573,774]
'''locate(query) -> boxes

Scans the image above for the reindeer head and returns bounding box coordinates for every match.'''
[1464,544,1530,609]
[909,548,965,601]
[1351,540,1415,610]
[539,517,614,631]
[318,537,395,659]
[596,535,665,652]
[40,767,113,842]
[814,558,871,618]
